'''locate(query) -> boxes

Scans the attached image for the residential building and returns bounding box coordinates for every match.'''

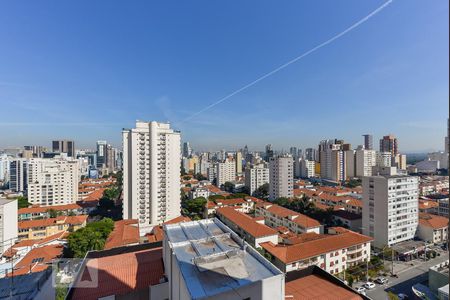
[27,158,79,206]
[52,140,75,157]
[379,135,398,157]
[376,152,392,168]
[269,154,293,200]
[417,213,448,245]
[255,202,322,234]
[235,151,243,174]
[182,141,192,158]
[362,167,419,248]
[427,152,448,169]
[96,140,108,169]
[9,159,27,192]
[216,157,236,187]
[189,186,210,200]
[18,215,87,240]
[265,144,274,161]
[245,163,269,195]
[344,150,356,178]
[362,134,373,150]
[23,146,46,158]
[122,121,181,232]
[163,218,284,300]
[0,154,10,182]
[393,154,407,170]
[299,159,315,178]
[18,203,83,221]
[0,199,18,254]
[355,148,376,177]
[260,227,372,274]
[305,148,318,161]
[216,207,278,248]
[204,196,260,218]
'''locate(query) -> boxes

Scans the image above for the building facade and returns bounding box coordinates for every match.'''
[362,167,419,248]
[122,121,181,231]
[245,163,269,196]
[269,155,293,200]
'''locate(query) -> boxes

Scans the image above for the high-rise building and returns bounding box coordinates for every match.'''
[445,118,449,153]
[122,121,181,230]
[319,140,346,182]
[27,158,79,205]
[289,147,298,158]
[0,199,18,254]
[362,134,373,150]
[216,157,236,187]
[265,144,274,161]
[96,140,108,169]
[376,152,392,168]
[9,159,27,192]
[299,159,315,178]
[362,167,419,248]
[182,142,192,158]
[52,140,75,157]
[0,154,11,183]
[269,155,293,200]
[235,151,243,174]
[355,148,376,177]
[304,148,317,161]
[24,146,46,158]
[344,149,356,179]
[245,163,269,195]
[379,135,398,157]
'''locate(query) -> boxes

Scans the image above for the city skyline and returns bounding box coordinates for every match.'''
[0,0,448,151]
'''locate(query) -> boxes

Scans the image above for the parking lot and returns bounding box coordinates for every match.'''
[353,248,448,300]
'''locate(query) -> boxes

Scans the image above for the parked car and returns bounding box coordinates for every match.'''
[375,277,388,284]
[356,287,366,295]
[363,282,376,289]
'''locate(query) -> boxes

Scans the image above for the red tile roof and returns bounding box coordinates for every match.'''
[18,215,88,230]
[83,188,105,201]
[259,203,321,228]
[18,203,81,215]
[7,245,63,277]
[419,200,439,210]
[71,247,164,300]
[419,213,448,229]
[104,220,140,250]
[261,230,372,263]
[216,207,277,238]
[285,274,362,300]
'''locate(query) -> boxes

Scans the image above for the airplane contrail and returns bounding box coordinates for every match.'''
[182,0,393,122]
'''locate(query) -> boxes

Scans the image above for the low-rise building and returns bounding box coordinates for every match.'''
[18,215,88,241]
[216,207,278,248]
[18,203,83,221]
[163,218,285,300]
[104,219,140,250]
[204,196,261,218]
[332,210,362,233]
[417,213,448,244]
[260,227,372,274]
[189,186,210,200]
[255,202,323,234]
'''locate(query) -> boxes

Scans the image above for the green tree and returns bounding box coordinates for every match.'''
[66,218,114,258]
[223,181,234,192]
[208,195,225,202]
[17,196,30,209]
[47,208,58,218]
[289,197,315,215]
[274,197,290,207]
[194,173,207,181]
[254,183,269,199]
[103,187,120,201]
[182,197,207,219]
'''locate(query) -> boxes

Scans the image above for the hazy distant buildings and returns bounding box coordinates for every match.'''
[182,142,192,158]
[362,167,419,248]
[265,144,274,161]
[122,121,181,231]
[269,155,293,200]
[52,140,75,157]
[362,134,373,150]
[9,159,27,192]
[299,159,315,178]
[235,151,243,174]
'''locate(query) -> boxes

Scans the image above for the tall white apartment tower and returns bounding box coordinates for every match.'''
[0,199,18,254]
[245,163,269,195]
[122,121,181,231]
[269,155,293,200]
[362,167,419,248]
[355,148,376,177]
[216,157,236,187]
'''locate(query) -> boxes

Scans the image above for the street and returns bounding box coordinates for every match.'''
[365,252,449,300]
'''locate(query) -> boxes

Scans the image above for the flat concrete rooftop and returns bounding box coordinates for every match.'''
[164,218,283,299]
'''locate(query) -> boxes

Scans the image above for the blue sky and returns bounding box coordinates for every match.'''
[0,0,448,152]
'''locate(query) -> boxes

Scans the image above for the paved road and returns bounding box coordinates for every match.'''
[365,253,449,300]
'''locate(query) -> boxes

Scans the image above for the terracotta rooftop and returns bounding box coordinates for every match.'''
[104,220,140,250]
[285,274,362,300]
[419,213,448,229]
[258,203,321,228]
[18,203,82,215]
[419,200,439,210]
[7,245,64,277]
[71,247,164,300]
[18,215,88,230]
[261,230,372,263]
[82,188,105,201]
[216,207,278,238]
